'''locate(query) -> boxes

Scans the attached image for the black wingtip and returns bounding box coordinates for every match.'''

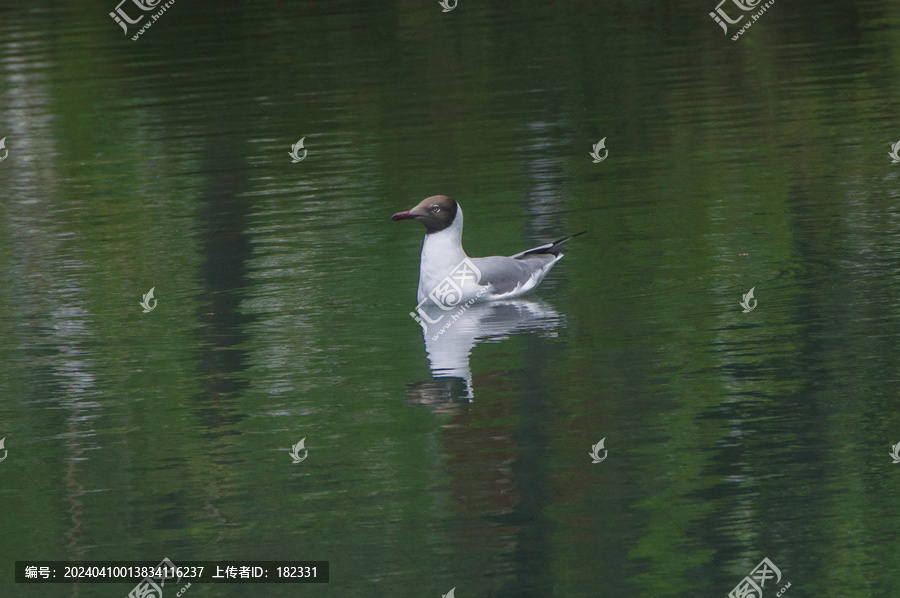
[552,230,587,246]
[512,230,588,259]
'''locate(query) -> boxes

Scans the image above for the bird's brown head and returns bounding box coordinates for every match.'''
[390,195,458,233]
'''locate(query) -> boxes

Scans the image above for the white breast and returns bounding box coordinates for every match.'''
[417,207,468,303]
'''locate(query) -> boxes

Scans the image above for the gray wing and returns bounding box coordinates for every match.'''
[469,254,558,296]
[468,233,584,296]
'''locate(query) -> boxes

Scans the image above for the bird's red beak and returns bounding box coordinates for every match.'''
[390,210,417,221]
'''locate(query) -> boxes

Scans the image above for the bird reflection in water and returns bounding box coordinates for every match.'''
[403,299,561,409]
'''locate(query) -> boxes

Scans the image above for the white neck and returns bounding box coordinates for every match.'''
[417,206,467,300]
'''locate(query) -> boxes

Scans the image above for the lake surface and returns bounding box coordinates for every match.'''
[2,0,900,596]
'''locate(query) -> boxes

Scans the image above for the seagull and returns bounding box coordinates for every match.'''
[390,195,584,305]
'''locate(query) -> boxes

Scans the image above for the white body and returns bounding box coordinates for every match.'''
[416,205,563,305]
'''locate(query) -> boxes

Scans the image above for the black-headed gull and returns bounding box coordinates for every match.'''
[391,195,583,304]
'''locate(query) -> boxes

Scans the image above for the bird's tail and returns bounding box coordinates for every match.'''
[510,231,587,259]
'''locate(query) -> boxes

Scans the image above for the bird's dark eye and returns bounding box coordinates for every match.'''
[431,205,441,213]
